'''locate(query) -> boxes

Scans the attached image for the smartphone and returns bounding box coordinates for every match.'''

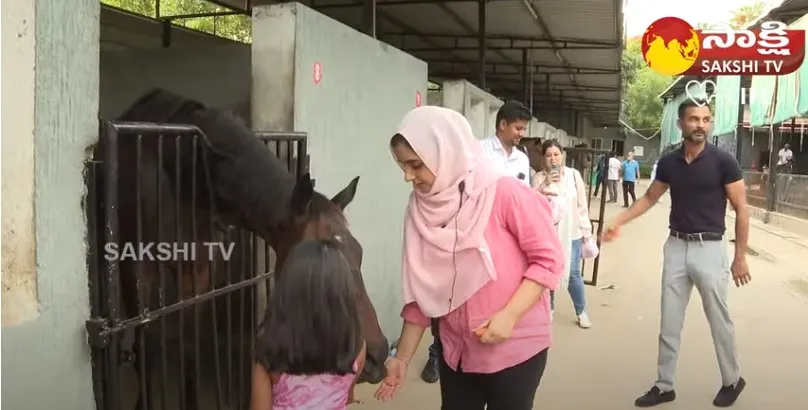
[550,164,561,173]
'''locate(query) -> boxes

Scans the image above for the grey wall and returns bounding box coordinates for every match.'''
[100,46,251,121]
[625,133,662,164]
[2,0,37,325]
[253,3,428,337]
[1,1,99,409]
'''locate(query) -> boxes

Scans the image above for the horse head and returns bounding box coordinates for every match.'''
[268,174,388,385]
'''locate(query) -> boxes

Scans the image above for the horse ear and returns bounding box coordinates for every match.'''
[291,173,315,215]
[331,176,360,210]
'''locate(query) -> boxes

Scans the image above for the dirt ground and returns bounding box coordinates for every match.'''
[352,181,808,409]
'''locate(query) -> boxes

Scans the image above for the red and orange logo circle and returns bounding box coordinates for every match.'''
[641,17,701,76]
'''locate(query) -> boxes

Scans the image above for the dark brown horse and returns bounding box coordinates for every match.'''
[99,89,388,409]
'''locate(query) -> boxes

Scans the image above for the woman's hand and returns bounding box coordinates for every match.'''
[374,356,408,402]
[472,309,518,344]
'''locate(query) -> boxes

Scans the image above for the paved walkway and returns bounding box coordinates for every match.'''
[353,181,808,409]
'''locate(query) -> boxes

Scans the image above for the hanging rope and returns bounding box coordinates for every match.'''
[619,119,661,141]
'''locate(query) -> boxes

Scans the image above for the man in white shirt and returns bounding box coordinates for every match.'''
[479,100,532,186]
[607,152,621,202]
[777,143,793,172]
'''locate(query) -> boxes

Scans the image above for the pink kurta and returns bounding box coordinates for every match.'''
[402,177,565,373]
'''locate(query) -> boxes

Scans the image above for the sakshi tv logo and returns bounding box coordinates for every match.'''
[641,16,806,76]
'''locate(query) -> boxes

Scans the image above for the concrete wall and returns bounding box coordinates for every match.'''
[440,80,503,139]
[587,126,624,152]
[252,3,428,338]
[1,1,98,409]
[2,0,38,326]
[100,45,251,121]
[625,133,662,164]
[580,115,599,140]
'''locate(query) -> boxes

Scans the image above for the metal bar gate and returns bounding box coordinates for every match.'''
[563,146,611,286]
[85,121,308,410]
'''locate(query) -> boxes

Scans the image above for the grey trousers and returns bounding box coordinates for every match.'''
[607,180,618,201]
[655,236,740,392]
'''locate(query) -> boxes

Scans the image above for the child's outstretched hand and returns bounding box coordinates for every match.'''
[374,356,407,401]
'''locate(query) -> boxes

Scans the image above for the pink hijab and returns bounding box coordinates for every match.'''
[394,106,506,318]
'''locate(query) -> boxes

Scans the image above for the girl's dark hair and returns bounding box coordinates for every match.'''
[390,133,411,149]
[541,138,564,155]
[254,239,362,376]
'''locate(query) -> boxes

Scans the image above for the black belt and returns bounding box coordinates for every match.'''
[670,230,723,242]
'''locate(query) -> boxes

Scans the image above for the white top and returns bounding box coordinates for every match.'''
[531,167,593,241]
[607,157,621,180]
[778,148,793,165]
[480,135,531,186]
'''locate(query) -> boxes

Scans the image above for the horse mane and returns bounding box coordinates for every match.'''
[116,88,340,234]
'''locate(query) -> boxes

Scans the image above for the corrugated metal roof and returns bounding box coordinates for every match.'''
[150,0,625,125]
[538,0,620,41]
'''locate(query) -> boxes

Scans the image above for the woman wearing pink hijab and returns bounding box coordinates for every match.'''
[374,106,565,409]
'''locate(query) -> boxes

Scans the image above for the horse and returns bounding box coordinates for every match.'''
[97,88,389,409]
[520,137,544,173]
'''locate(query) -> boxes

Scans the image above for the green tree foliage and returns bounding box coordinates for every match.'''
[730,1,767,29]
[622,38,670,132]
[621,37,645,86]
[102,0,251,43]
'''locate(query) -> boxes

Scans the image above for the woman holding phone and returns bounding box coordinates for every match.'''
[531,139,596,329]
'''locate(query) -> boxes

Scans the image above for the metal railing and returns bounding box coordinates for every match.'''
[86,121,308,410]
[743,170,808,219]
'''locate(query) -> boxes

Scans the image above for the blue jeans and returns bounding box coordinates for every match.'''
[550,238,587,315]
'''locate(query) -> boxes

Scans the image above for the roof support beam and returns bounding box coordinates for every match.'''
[402,44,615,51]
[312,0,519,8]
[428,60,619,74]
[431,1,523,92]
[362,0,377,37]
[384,32,617,47]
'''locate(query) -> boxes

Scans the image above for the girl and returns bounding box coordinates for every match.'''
[375,106,565,410]
[251,239,365,410]
[532,139,597,329]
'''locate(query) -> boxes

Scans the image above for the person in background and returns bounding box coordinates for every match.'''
[377,106,564,409]
[621,151,641,208]
[777,142,793,173]
[532,139,595,328]
[251,240,365,410]
[607,152,621,203]
[480,100,533,186]
[592,154,607,198]
[603,99,750,408]
[420,101,533,384]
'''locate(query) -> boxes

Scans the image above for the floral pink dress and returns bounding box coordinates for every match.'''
[270,360,358,410]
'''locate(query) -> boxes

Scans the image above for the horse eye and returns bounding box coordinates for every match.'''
[333,234,344,243]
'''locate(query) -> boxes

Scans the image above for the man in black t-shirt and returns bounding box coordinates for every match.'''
[602,100,751,408]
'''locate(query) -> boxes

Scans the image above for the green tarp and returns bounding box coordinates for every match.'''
[773,70,799,124]
[712,76,741,136]
[754,13,808,124]
[750,74,777,126]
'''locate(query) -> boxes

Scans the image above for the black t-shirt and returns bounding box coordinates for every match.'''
[654,143,743,234]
